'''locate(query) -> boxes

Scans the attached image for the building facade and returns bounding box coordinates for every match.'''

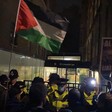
[80,0,112,69]
[0,0,49,80]
[80,0,112,84]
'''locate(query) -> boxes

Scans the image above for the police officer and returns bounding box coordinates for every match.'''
[53,78,68,111]
[46,73,68,112]
[0,74,8,112]
[45,73,60,112]
[81,77,97,106]
[8,69,19,89]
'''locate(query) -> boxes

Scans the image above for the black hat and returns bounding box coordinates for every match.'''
[49,73,60,84]
[9,69,19,80]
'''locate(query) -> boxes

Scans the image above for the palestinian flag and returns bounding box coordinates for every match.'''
[16,0,66,53]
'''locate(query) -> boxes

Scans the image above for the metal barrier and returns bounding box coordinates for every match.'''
[24,80,32,91]
[24,80,109,92]
[24,80,86,92]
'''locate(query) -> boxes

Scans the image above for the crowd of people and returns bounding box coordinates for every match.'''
[0,69,112,112]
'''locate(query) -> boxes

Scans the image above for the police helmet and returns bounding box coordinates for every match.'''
[83,77,96,91]
[9,69,19,80]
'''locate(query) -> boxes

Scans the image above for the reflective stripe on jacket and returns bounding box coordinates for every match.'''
[84,91,95,105]
[52,90,68,110]
[47,85,68,110]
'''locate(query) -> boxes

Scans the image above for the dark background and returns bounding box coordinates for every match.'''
[50,0,82,54]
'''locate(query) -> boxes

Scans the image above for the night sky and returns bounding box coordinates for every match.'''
[60,6,80,54]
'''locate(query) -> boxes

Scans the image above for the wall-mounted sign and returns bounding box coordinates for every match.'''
[100,38,112,80]
[45,60,91,68]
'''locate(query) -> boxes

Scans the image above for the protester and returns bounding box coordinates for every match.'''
[32,77,44,85]
[6,85,25,112]
[96,92,112,112]
[25,83,48,112]
[65,88,88,112]
[0,74,8,112]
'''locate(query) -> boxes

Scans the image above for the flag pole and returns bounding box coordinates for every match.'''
[5,1,22,112]
[8,0,21,71]
[13,0,22,38]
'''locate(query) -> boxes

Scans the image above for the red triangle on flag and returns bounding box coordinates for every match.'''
[16,0,37,32]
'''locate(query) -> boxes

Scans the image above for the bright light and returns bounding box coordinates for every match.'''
[90,79,96,86]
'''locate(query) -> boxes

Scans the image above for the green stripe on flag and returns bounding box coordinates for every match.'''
[18,28,61,53]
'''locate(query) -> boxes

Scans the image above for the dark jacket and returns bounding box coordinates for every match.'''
[67,102,88,112]
[0,84,7,112]
[26,107,49,112]
[24,103,49,112]
[6,97,25,112]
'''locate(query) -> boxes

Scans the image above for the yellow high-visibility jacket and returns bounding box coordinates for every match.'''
[52,90,68,110]
[84,91,96,105]
[47,84,68,111]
